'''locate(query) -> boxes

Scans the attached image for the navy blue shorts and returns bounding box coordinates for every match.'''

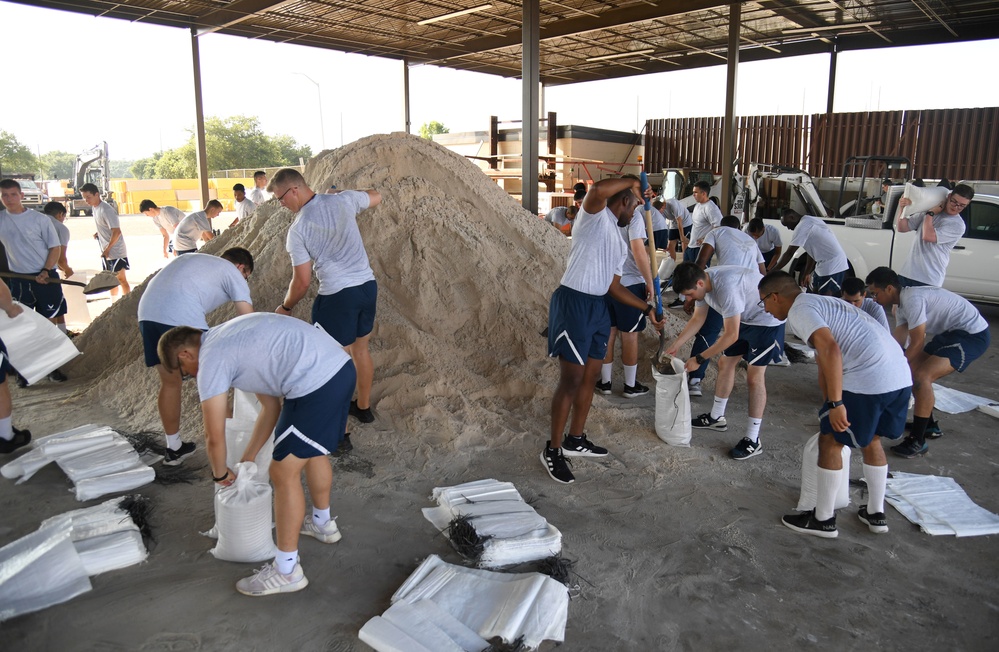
[723,323,784,366]
[312,279,377,347]
[606,283,647,333]
[8,272,67,319]
[811,270,845,296]
[925,328,990,373]
[103,257,130,272]
[273,361,357,460]
[547,285,610,365]
[683,245,700,264]
[761,249,776,268]
[174,249,196,256]
[653,229,669,250]
[898,275,929,288]
[820,387,911,447]
[139,320,179,367]
[0,338,12,383]
[668,225,692,246]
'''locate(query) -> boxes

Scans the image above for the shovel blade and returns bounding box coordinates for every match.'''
[83,271,121,295]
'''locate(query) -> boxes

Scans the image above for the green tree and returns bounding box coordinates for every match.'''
[419,121,449,140]
[154,145,195,179]
[272,134,313,167]
[110,159,136,178]
[40,150,76,179]
[0,131,38,175]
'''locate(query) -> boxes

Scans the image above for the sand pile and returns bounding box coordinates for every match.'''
[68,132,686,440]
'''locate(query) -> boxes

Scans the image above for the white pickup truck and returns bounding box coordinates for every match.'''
[746,164,999,305]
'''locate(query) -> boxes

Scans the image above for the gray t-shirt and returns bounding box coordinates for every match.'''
[137,253,252,329]
[787,294,910,394]
[560,206,627,296]
[151,206,183,232]
[286,191,375,296]
[690,200,723,246]
[702,227,764,269]
[699,266,782,327]
[619,214,649,287]
[858,297,890,332]
[49,217,71,248]
[896,286,988,336]
[0,208,61,273]
[789,215,848,276]
[173,211,212,252]
[247,186,270,205]
[661,198,692,230]
[747,223,782,253]
[899,212,966,286]
[235,198,256,221]
[94,201,127,259]
[197,313,350,401]
[545,206,572,228]
[631,205,667,233]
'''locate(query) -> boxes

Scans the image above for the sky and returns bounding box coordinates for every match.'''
[3,1,999,165]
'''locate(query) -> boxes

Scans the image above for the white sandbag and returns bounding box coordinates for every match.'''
[478,524,563,569]
[57,440,144,482]
[0,303,81,385]
[652,357,691,447]
[359,600,490,652]
[233,389,261,421]
[0,516,92,623]
[431,479,523,507]
[74,465,156,501]
[1,445,52,482]
[899,183,948,221]
[40,497,139,540]
[885,471,999,537]
[75,530,148,576]
[796,433,851,512]
[224,418,273,482]
[210,461,275,563]
[2,425,119,483]
[657,256,676,283]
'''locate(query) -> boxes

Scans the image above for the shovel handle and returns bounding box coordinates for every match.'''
[0,272,86,288]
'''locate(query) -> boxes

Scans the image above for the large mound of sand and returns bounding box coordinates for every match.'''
[68,132,685,438]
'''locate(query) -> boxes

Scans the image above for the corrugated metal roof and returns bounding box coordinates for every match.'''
[11,0,999,85]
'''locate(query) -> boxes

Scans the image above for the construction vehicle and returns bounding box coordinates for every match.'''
[3,174,50,211]
[659,166,746,221]
[66,142,116,216]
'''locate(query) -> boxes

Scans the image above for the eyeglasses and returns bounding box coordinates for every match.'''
[176,356,191,381]
[947,196,970,210]
[757,292,775,309]
[276,186,296,203]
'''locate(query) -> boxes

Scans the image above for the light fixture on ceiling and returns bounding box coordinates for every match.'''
[586,48,655,62]
[782,20,881,35]
[417,4,493,26]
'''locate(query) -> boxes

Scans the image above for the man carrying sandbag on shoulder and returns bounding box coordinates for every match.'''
[158,313,356,596]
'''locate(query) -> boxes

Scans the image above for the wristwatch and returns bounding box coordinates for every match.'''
[694,354,706,365]
[643,304,654,316]
[827,399,845,409]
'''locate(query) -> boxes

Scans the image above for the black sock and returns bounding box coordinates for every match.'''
[910,416,930,446]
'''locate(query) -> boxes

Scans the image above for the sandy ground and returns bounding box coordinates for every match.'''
[2,136,997,650]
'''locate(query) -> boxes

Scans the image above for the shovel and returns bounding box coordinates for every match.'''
[0,271,121,295]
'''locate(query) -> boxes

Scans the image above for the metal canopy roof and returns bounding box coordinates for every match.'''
[12,0,999,86]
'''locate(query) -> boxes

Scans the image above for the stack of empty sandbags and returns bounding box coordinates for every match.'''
[359,554,569,651]
[422,479,562,568]
[38,495,151,575]
[1,424,156,500]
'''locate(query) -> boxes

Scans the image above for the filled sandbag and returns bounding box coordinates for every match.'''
[210,461,275,563]
[899,183,948,221]
[0,304,81,385]
[653,357,691,447]
[796,433,851,511]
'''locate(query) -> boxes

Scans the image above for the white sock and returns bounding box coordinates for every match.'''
[624,364,637,387]
[0,416,12,441]
[710,397,728,420]
[746,417,762,443]
[815,468,840,521]
[864,463,888,515]
[312,507,331,526]
[57,323,68,333]
[601,363,613,384]
[275,549,298,575]
[165,433,181,451]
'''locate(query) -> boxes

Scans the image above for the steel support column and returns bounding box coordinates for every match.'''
[720,3,740,214]
[827,40,838,114]
[522,0,540,213]
[403,58,411,134]
[190,27,210,207]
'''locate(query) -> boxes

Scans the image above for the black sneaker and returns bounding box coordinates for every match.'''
[905,420,943,439]
[0,427,31,454]
[331,433,352,456]
[667,297,685,308]
[594,380,613,395]
[891,436,928,459]
[562,433,608,457]
[541,444,574,483]
[858,506,888,534]
[349,400,374,424]
[15,374,28,389]
[782,510,838,538]
[730,437,762,460]
[622,381,649,399]
[692,413,728,431]
[48,370,67,383]
[163,441,197,466]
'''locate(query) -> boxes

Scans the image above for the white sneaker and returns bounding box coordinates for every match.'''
[301,516,342,543]
[236,562,308,596]
[688,381,703,397]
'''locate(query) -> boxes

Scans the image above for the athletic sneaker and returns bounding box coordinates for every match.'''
[594,380,613,395]
[541,444,574,484]
[349,400,374,424]
[163,441,196,466]
[782,510,838,538]
[236,561,309,596]
[858,506,888,534]
[0,427,31,455]
[692,413,728,431]
[891,436,928,459]
[730,437,762,460]
[15,374,28,389]
[48,370,67,383]
[301,516,342,543]
[622,381,649,399]
[688,381,703,397]
[668,297,685,309]
[562,433,608,457]
[331,433,352,456]
[905,420,943,439]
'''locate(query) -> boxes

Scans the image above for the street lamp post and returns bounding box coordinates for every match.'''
[293,72,326,150]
